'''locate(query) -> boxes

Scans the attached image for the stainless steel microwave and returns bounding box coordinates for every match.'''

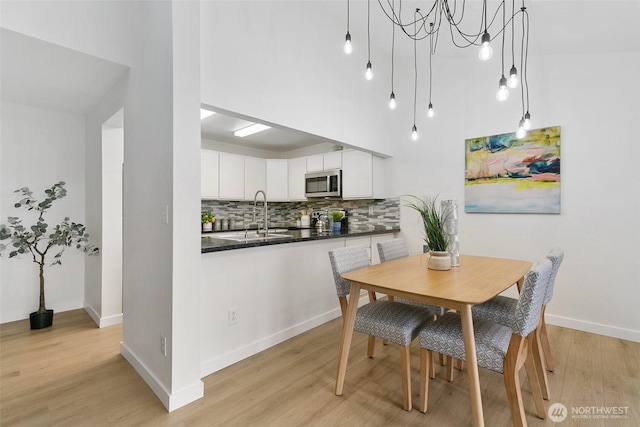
[305,169,341,198]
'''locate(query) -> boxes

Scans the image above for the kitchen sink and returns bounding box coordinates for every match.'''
[212,232,293,242]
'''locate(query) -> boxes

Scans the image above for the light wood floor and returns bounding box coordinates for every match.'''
[1,309,639,426]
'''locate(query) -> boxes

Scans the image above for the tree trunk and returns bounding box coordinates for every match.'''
[38,261,46,314]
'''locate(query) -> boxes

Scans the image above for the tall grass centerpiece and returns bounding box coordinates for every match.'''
[406,195,452,270]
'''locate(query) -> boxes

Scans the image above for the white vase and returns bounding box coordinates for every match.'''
[428,251,451,271]
[202,222,212,232]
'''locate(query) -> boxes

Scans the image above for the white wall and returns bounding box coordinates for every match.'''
[0,102,87,323]
[0,0,131,66]
[200,1,403,158]
[201,2,640,342]
[100,125,123,325]
[119,0,203,411]
[389,50,640,342]
[84,76,128,328]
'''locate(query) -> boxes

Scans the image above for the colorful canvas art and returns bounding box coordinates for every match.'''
[465,126,561,213]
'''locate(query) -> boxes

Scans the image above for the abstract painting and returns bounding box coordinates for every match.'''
[465,126,561,213]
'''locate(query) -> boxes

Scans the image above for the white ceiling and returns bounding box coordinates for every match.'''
[0,29,129,115]
[2,1,638,152]
[200,107,332,153]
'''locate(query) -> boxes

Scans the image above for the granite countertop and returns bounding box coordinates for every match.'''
[201,226,400,253]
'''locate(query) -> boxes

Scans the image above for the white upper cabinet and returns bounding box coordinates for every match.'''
[288,157,307,201]
[342,149,386,199]
[306,152,342,172]
[266,159,289,201]
[306,154,324,172]
[323,151,342,170]
[218,152,245,200]
[201,149,219,200]
[244,156,266,200]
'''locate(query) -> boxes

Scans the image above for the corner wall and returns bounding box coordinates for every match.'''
[0,102,87,323]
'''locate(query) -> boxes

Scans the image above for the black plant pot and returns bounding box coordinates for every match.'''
[30,309,54,330]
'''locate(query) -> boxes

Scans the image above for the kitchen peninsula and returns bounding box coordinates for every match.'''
[201,226,399,253]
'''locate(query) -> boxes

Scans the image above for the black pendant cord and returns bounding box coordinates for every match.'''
[391,0,395,95]
[429,22,433,106]
[511,0,516,68]
[413,9,418,135]
[367,0,371,64]
[501,0,506,77]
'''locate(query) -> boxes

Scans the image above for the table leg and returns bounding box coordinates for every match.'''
[335,281,361,395]
[460,304,485,427]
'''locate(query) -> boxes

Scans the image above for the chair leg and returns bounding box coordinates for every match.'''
[429,350,436,379]
[456,358,464,370]
[439,352,445,366]
[400,345,412,411]
[532,323,551,400]
[367,335,376,358]
[419,348,430,413]
[525,342,547,419]
[540,307,554,372]
[504,335,528,427]
[446,356,454,382]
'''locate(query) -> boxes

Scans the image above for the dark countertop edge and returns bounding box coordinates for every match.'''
[201,228,400,254]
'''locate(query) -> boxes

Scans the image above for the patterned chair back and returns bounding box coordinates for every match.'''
[328,246,371,298]
[377,238,409,262]
[513,258,553,337]
[544,247,565,306]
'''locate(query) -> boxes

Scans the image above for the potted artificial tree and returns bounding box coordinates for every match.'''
[0,182,99,329]
[406,195,451,270]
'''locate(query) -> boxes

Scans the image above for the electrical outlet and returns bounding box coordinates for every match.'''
[228,307,238,325]
[368,206,374,215]
[160,335,167,357]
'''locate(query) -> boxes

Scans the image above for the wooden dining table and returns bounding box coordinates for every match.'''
[337,253,532,427]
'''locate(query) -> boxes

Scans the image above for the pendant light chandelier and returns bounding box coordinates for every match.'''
[342,0,532,141]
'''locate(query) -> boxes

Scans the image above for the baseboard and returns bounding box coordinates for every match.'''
[0,300,83,324]
[200,294,369,378]
[83,301,123,328]
[120,342,204,412]
[546,313,640,343]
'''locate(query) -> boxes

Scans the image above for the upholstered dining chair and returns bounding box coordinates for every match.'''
[471,248,564,399]
[417,258,552,427]
[377,238,449,375]
[376,239,444,314]
[328,245,435,411]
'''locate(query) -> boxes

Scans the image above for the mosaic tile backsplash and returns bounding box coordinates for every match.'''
[202,198,400,231]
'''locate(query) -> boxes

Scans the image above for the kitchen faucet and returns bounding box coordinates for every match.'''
[253,190,268,236]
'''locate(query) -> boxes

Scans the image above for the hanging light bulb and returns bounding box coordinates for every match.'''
[389,92,397,109]
[478,32,493,61]
[496,75,509,101]
[427,102,434,118]
[365,61,373,80]
[523,111,531,129]
[508,65,518,88]
[411,124,418,141]
[516,118,527,139]
[344,32,352,54]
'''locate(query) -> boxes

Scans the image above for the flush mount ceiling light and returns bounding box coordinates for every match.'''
[341,0,532,140]
[200,109,216,120]
[234,123,271,137]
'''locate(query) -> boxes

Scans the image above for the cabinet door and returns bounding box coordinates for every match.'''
[219,152,245,200]
[288,157,307,201]
[323,151,342,170]
[306,154,323,172]
[201,149,219,199]
[342,150,372,199]
[244,156,266,199]
[266,159,289,201]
